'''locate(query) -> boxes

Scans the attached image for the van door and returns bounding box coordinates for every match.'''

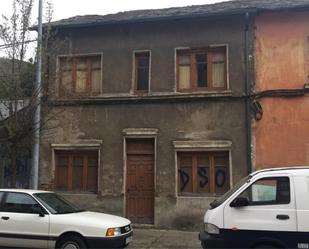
[223,176,297,248]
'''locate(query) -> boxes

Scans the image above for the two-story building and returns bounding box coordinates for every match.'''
[39,0,309,228]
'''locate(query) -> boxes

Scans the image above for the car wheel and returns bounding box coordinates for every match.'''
[57,235,87,249]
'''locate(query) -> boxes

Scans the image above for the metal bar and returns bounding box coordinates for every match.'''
[31,0,43,189]
[244,12,252,174]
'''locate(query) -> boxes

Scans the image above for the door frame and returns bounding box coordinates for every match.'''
[122,129,158,224]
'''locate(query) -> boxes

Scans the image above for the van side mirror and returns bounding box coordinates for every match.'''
[230,197,249,208]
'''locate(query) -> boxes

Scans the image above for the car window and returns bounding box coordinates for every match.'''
[0,192,4,203]
[1,192,41,214]
[238,177,290,205]
[34,192,82,214]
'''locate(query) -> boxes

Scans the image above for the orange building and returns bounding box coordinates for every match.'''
[254,9,309,169]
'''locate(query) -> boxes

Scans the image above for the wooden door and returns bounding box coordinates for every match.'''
[126,139,154,224]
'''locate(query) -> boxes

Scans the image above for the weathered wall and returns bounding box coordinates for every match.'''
[41,101,247,228]
[255,11,309,169]
[49,16,246,95]
[41,15,248,228]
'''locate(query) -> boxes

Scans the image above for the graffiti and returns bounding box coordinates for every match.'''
[178,169,190,191]
[198,167,208,188]
[179,167,227,191]
[215,169,226,188]
[4,159,28,178]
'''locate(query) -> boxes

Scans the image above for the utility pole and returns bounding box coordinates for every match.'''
[31,0,43,189]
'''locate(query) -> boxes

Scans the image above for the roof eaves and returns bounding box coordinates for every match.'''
[47,8,257,30]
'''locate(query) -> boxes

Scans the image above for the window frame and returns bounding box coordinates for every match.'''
[132,50,151,94]
[176,151,230,197]
[175,45,228,92]
[236,177,291,206]
[57,53,103,97]
[54,149,99,193]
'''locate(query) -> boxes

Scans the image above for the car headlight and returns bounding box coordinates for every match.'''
[106,227,121,237]
[204,223,220,235]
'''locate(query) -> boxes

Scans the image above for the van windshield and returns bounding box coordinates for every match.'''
[210,175,251,209]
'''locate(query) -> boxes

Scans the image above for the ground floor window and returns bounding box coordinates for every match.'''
[54,150,98,192]
[177,151,229,196]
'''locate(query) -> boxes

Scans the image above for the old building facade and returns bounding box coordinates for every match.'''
[40,10,251,228]
[39,0,309,228]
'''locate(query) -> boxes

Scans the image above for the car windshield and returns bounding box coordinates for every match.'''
[209,175,252,209]
[34,192,84,214]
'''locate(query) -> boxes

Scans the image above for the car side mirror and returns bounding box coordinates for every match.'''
[230,197,249,208]
[32,205,45,217]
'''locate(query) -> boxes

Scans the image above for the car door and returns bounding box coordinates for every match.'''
[223,175,297,248]
[0,192,50,248]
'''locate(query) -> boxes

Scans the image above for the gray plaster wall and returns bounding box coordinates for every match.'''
[40,15,249,229]
[48,15,246,95]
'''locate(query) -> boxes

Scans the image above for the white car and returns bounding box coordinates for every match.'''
[0,189,133,249]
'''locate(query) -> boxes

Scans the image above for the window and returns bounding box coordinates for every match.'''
[177,47,226,91]
[134,52,150,92]
[59,55,101,96]
[55,150,98,192]
[238,177,290,205]
[177,151,229,196]
[1,192,40,214]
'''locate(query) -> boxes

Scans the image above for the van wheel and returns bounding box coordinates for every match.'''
[57,235,87,249]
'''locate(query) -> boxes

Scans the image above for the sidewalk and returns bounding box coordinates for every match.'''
[127,228,201,249]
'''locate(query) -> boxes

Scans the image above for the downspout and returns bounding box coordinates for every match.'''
[244,12,252,174]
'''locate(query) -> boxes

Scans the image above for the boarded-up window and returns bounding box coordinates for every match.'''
[55,150,98,193]
[59,55,102,96]
[178,151,229,196]
[135,52,150,92]
[177,47,227,91]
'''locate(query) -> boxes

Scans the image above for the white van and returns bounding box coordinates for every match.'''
[199,167,309,249]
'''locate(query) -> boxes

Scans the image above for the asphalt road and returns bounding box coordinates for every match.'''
[127,228,201,249]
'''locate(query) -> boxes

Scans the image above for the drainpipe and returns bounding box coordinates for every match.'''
[31,0,43,189]
[244,12,252,174]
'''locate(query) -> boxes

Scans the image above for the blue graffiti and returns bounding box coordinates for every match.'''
[179,167,227,191]
[178,169,189,191]
[215,169,226,188]
[4,159,27,178]
[198,167,208,188]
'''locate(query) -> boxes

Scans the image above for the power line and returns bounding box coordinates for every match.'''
[0,39,37,50]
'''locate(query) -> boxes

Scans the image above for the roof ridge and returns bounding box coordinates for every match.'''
[43,0,309,29]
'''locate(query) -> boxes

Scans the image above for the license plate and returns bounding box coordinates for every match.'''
[126,236,133,244]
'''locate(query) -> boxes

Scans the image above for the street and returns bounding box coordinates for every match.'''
[128,228,201,249]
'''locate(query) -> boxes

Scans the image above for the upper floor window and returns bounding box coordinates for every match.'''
[59,54,102,96]
[134,51,150,92]
[176,47,227,92]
